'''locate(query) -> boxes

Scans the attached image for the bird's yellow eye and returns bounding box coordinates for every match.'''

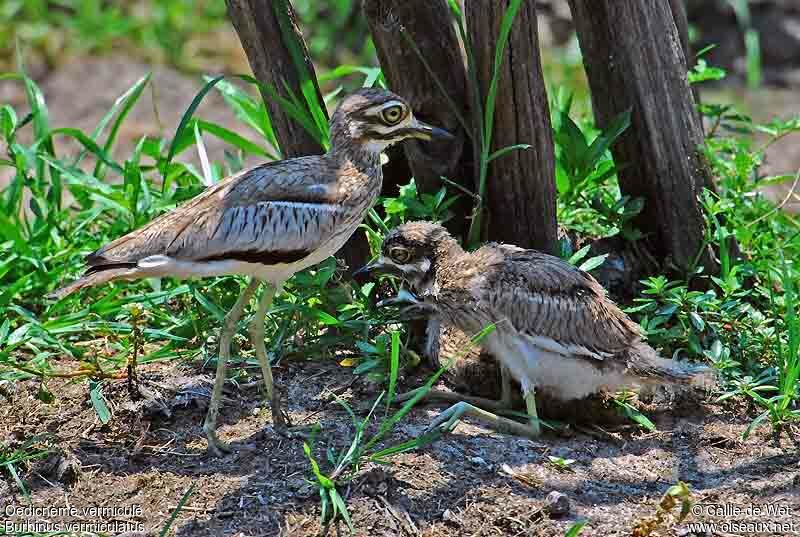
[381,105,404,125]
[389,247,411,264]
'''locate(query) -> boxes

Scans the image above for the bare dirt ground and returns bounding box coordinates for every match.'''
[1,356,798,537]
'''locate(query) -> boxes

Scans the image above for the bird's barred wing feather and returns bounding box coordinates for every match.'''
[87,158,345,268]
[471,247,641,359]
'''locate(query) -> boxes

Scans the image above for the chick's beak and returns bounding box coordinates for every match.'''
[409,118,454,141]
[353,256,401,284]
[376,287,420,308]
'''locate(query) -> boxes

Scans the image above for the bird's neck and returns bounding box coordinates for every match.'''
[328,134,383,166]
[326,145,383,205]
[425,237,464,293]
[329,143,382,174]
[434,237,464,263]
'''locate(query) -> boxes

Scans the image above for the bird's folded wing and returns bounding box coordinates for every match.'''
[87,158,344,268]
[474,249,641,359]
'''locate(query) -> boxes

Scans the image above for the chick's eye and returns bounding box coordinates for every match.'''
[381,105,404,125]
[389,247,410,263]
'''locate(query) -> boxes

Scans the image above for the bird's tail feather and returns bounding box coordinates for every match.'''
[48,267,135,300]
[627,342,716,389]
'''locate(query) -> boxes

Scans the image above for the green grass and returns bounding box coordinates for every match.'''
[0,435,53,499]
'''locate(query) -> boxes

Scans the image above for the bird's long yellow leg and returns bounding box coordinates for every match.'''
[249,281,284,429]
[394,387,510,413]
[395,365,516,411]
[412,379,542,441]
[500,365,514,408]
[204,278,260,456]
[425,401,541,440]
[525,388,542,437]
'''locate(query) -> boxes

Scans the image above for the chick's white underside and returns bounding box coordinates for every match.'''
[487,330,638,400]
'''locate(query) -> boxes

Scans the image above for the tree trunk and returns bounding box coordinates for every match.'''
[669,0,704,119]
[225,0,326,158]
[567,0,715,271]
[363,0,473,240]
[466,0,558,254]
[669,0,692,66]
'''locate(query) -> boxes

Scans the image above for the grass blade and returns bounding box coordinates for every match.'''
[195,119,277,160]
[194,121,214,186]
[271,0,329,138]
[92,73,151,179]
[488,143,531,163]
[163,74,225,176]
[159,483,196,537]
[89,381,111,424]
[365,323,496,452]
[387,330,400,411]
[50,127,124,174]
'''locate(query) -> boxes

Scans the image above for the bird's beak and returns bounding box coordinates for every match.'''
[376,287,420,308]
[408,118,454,141]
[353,256,402,283]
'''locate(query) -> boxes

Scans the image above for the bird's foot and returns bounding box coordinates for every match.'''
[277,424,316,440]
[268,390,291,429]
[204,427,232,457]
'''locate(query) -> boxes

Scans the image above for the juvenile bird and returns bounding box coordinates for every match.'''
[52,90,452,455]
[357,221,712,438]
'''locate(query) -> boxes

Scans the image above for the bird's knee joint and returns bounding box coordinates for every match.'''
[452,401,469,413]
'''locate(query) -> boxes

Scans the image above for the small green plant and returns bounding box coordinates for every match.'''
[302,325,494,531]
[564,243,608,273]
[729,262,800,438]
[551,89,639,239]
[631,481,692,537]
[546,455,576,473]
[564,520,587,537]
[689,45,728,85]
[0,435,52,499]
[612,390,656,432]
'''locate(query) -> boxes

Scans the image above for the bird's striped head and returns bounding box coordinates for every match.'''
[355,221,459,294]
[330,89,453,155]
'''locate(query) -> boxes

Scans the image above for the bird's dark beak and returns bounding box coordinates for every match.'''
[377,287,434,320]
[376,288,420,308]
[353,256,402,284]
[409,118,454,141]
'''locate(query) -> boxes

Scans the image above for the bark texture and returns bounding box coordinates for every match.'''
[568,0,715,271]
[226,0,327,158]
[466,0,558,254]
[363,0,473,239]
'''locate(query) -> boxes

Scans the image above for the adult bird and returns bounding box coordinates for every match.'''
[356,221,712,438]
[51,90,452,455]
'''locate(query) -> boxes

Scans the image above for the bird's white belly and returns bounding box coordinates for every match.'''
[135,256,295,284]
[134,217,363,285]
[487,332,633,401]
